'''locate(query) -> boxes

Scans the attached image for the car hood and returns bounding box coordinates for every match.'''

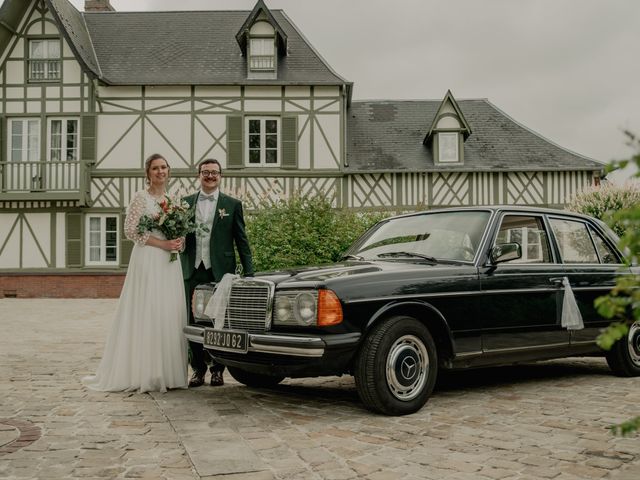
[255,260,470,287]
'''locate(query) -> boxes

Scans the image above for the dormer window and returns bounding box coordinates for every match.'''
[438,132,459,163]
[28,39,60,81]
[248,21,276,78]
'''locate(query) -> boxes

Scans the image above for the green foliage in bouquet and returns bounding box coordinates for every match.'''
[138,195,208,261]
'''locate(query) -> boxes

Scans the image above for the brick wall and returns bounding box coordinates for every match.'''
[0,274,126,298]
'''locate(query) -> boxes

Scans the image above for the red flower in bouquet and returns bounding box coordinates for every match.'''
[138,195,208,261]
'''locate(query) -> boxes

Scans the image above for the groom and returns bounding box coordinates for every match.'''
[181,158,254,387]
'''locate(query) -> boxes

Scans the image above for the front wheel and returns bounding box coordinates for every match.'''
[227,367,285,388]
[606,320,640,377]
[354,315,438,415]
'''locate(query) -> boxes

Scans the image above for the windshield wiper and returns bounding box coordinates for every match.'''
[342,254,364,261]
[377,251,438,264]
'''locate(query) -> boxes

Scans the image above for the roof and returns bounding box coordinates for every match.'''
[45,0,350,89]
[346,99,604,173]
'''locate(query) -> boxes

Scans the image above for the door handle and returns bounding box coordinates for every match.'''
[549,277,564,286]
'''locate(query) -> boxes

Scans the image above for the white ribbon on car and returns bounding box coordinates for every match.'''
[204,273,239,329]
[561,276,584,330]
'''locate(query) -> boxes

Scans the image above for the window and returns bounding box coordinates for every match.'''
[589,226,619,264]
[48,119,79,161]
[438,132,459,163]
[549,218,598,264]
[495,215,552,263]
[86,215,119,265]
[9,119,40,162]
[246,117,279,166]
[249,38,275,71]
[29,39,60,81]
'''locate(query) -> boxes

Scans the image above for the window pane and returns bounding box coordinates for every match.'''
[265,133,277,149]
[265,120,277,133]
[249,120,260,134]
[249,150,260,164]
[30,41,43,58]
[265,150,277,164]
[89,246,100,262]
[106,247,117,262]
[249,134,261,149]
[495,215,552,263]
[47,40,60,58]
[549,219,598,264]
[106,217,117,232]
[590,227,618,264]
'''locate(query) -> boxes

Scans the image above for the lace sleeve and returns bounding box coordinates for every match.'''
[124,191,151,246]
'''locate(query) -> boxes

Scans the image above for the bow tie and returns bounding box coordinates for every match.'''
[199,194,216,202]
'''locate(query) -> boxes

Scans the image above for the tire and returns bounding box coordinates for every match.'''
[227,366,285,388]
[605,320,640,377]
[354,315,438,415]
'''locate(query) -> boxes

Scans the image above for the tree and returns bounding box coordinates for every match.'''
[594,131,640,436]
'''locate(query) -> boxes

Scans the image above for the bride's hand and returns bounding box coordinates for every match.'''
[166,238,183,251]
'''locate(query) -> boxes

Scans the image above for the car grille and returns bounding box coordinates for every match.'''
[223,279,273,333]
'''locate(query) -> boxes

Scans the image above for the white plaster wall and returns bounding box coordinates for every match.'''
[0,214,19,268]
[245,86,280,97]
[97,86,143,98]
[22,213,51,268]
[145,86,191,97]
[297,115,311,169]
[314,86,339,97]
[96,115,142,169]
[56,213,65,268]
[144,114,191,167]
[313,114,340,169]
[194,114,227,165]
[244,99,281,112]
[194,86,241,97]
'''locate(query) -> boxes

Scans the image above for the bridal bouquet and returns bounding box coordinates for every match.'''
[138,195,208,262]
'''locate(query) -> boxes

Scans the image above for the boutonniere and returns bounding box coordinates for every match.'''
[218,208,229,220]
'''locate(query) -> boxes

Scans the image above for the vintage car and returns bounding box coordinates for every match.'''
[184,206,640,415]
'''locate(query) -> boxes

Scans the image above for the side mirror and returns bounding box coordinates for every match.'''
[490,243,522,264]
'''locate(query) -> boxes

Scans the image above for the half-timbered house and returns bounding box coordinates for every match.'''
[0,0,603,297]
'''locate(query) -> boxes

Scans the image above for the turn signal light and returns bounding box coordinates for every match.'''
[317,289,343,326]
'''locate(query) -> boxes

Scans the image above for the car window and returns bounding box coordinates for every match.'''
[549,218,598,264]
[354,211,490,262]
[494,215,553,263]
[589,225,619,264]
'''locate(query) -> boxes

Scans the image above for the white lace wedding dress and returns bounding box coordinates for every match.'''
[83,190,188,393]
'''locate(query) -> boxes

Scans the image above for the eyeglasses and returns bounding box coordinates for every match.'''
[200,170,221,178]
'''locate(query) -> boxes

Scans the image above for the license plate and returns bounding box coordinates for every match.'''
[203,328,248,353]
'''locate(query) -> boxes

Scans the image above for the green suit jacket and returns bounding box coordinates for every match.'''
[181,191,254,281]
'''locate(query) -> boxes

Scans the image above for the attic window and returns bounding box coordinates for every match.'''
[438,132,459,163]
[249,38,275,70]
[28,39,60,81]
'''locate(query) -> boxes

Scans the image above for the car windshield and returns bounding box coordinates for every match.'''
[353,211,491,262]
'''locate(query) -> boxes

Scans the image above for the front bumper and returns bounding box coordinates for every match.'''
[184,324,359,357]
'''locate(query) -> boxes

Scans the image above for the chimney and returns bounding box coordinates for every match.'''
[85,0,115,11]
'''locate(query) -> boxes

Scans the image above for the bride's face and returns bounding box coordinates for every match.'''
[147,159,169,187]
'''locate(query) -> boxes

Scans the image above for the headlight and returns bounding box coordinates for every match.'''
[294,292,317,325]
[273,289,342,327]
[274,290,317,326]
[192,288,214,319]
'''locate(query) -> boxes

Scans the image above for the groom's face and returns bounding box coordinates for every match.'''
[199,163,221,194]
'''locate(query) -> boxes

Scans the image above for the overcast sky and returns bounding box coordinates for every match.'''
[66,0,640,174]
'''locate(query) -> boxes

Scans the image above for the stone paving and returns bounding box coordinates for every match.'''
[1,298,639,480]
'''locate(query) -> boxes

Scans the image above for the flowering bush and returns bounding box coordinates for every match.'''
[567,183,640,237]
[138,195,207,261]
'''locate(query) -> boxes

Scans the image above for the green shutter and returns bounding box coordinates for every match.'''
[281,116,298,169]
[81,115,96,163]
[119,213,133,267]
[226,115,243,169]
[66,213,83,268]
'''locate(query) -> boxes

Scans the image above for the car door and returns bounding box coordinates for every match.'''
[547,216,631,345]
[479,213,569,352]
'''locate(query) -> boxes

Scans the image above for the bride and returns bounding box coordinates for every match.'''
[83,153,188,392]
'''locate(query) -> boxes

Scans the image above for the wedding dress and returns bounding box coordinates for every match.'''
[83,190,188,393]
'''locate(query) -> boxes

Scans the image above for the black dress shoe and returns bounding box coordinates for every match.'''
[188,371,206,388]
[210,371,224,387]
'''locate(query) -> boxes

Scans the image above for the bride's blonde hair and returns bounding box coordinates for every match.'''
[144,153,170,185]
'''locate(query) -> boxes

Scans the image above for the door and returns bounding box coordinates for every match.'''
[480,213,569,352]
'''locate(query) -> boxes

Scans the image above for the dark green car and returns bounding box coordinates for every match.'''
[184,206,639,415]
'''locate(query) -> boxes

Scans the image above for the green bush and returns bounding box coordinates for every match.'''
[245,193,388,272]
[567,183,640,237]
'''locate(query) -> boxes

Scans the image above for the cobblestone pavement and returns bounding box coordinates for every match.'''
[1,299,639,480]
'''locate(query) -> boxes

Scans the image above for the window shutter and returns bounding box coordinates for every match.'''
[66,213,83,268]
[81,115,96,163]
[281,116,297,169]
[119,213,133,267]
[226,116,243,169]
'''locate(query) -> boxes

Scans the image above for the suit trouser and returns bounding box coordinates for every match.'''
[185,263,225,375]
